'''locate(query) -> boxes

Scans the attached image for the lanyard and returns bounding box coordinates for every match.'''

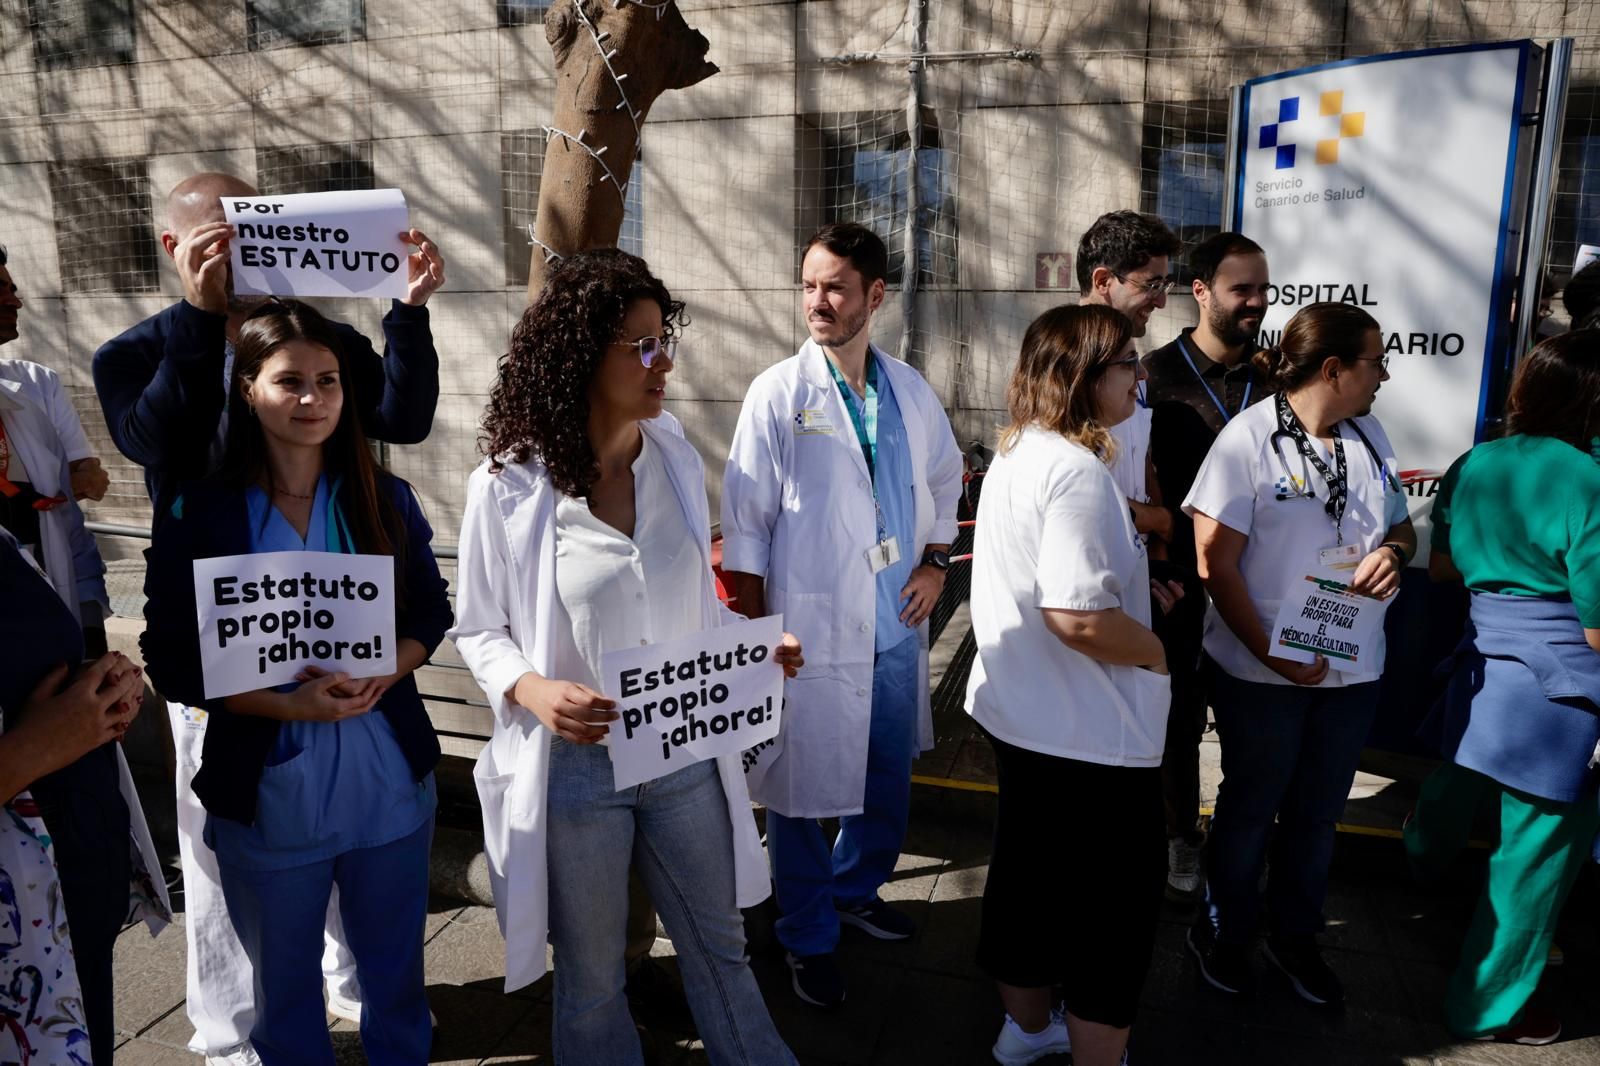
[1177,334,1252,425]
[826,352,880,482]
[1274,391,1349,543]
[0,420,66,512]
[826,352,890,542]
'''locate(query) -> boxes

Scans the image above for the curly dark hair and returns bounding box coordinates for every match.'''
[480,249,686,497]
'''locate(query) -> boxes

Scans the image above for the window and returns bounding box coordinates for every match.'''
[47,158,161,294]
[246,0,365,51]
[1141,101,1229,277]
[27,0,135,70]
[795,110,958,287]
[1552,89,1600,277]
[501,129,644,288]
[496,0,550,26]
[254,142,376,196]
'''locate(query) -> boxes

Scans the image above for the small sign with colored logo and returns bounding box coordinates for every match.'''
[794,409,835,435]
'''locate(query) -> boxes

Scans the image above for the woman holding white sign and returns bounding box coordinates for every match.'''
[142,300,452,1066]
[1182,301,1414,1007]
[964,304,1179,1066]
[452,250,801,1065]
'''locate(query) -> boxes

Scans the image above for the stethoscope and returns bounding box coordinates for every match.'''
[1269,420,1401,501]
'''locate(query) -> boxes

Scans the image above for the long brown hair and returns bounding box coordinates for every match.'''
[1253,301,1379,392]
[1505,329,1600,449]
[220,300,405,571]
[999,303,1132,460]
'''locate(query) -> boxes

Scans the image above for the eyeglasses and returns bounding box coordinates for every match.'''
[1112,273,1177,297]
[612,335,678,368]
[1099,355,1142,372]
[1353,355,1389,371]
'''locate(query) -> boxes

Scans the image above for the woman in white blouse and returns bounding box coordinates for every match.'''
[965,304,1179,1066]
[451,250,800,1065]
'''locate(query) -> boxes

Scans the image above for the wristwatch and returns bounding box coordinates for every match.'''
[1380,542,1410,566]
[921,548,950,572]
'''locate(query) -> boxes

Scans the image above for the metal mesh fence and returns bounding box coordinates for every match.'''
[4,2,1599,747]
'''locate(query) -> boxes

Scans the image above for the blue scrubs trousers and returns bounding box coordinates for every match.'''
[766,636,921,956]
[218,819,435,1066]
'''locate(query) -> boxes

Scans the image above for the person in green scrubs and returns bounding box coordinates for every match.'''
[1406,328,1600,1046]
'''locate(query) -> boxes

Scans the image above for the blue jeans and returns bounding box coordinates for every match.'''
[767,636,920,956]
[218,818,434,1066]
[1202,664,1378,944]
[545,741,795,1066]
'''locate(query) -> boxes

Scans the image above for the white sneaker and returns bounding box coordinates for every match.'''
[1166,835,1202,900]
[205,1044,262,1066]
[327,989,438,1028]
[991,1011,1071,1065]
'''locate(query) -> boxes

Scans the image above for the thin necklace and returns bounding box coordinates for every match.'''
[273,486,315,500]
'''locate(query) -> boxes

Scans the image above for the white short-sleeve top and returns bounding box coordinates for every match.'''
[964,426,1170,765]
[1181,398,1409,687]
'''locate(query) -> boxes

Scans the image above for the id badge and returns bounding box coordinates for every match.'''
[867,536,901,574]
[1318,543,1362,571]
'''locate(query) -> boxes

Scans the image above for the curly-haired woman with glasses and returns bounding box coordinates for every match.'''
[452,249,800,1065]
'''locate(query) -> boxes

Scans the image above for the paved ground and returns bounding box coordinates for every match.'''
[110,769,1600,1066]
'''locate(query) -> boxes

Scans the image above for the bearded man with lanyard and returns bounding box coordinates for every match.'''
[1180,301,1413,1008]
[1139,232,1272,902]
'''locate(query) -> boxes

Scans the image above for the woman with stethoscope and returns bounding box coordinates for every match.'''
[1180,301,1415,1008]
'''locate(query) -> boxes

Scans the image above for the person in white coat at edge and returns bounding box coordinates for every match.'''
[451,249,803,1066]
[721,222,963,1009]
[0,245,114,652]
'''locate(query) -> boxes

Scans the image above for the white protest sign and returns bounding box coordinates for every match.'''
[1575,244,1600,275]
[193,550,396,699]
[1269,568,1390,673]
[1234,42,1532,562]
[601,614,785,792]
[224,189,410,299]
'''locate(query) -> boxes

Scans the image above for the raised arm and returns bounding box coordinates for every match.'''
[93,302,231,475]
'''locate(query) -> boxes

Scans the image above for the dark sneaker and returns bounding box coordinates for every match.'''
[1186,923,1255,996]
[626,955,696,1033]
[786,951,846,1008]
[837,898,916,940]
[1263,934,1344,1006]
[1471,1008,1562,1046]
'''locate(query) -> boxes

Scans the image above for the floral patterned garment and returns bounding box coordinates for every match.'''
[0,794,92,1065]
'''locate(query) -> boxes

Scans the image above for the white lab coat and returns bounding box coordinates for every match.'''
[0,359,108,621]
[721,340,962,819]
[450,414,770,994]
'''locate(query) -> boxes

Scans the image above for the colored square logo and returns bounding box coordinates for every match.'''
[1276,144,1297,170]
[1340,112,1365,137]
[1278,97,1299,123]
[1259,123,1279,149]
[1316,139,1339,165]
[1320,90,1344,116]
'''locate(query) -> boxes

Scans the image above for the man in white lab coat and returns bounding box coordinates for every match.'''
[722,222,962,1008]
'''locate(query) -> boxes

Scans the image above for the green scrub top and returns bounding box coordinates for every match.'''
[1430,434,1600,628]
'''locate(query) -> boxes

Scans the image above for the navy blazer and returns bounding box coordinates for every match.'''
[92,299,439,510]
[141,472,451,825]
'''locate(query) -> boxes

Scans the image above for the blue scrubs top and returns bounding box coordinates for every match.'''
[837,361,918,653]
[207,476,435,871]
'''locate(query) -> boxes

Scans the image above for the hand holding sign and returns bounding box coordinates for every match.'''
[177,220,235,315]
[399,228,446,307]
[1346,545,1404,599]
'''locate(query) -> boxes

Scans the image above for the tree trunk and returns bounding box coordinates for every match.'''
[526,0,718,300]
